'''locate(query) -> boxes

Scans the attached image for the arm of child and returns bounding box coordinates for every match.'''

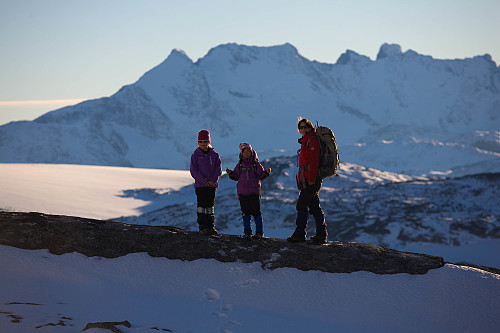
[256,161,270,180]
[228,163,240,181]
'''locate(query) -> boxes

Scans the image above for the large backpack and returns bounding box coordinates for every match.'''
[305,123,339,179]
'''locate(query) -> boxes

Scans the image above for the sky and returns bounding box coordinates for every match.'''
[0,0,499,125]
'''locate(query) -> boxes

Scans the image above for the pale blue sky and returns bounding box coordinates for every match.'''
[1,0,498,125]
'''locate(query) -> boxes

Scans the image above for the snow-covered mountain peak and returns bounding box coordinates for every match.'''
[470,54,499,70]
[202,42,299,58]
[1,42,499,174]
[135,48,194,87]
[167,48,193,64]
[377,43,403,60]
[197,42,303,71]
[336,49,372,65]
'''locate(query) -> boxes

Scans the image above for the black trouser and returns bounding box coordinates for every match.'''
[195,187,217,231]
[196,187,216,209]
[296,177,323,216]
[239,194,261,216]
[292,177,326,239]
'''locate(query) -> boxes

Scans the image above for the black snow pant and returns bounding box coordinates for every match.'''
[195,187,217,233]
[239,194,262,217]
[296,177,323,216]
[293,177,327,238]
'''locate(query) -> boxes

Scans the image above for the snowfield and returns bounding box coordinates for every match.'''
[0,163,193,220]
[1,245,499,333]
[1,163,500,332]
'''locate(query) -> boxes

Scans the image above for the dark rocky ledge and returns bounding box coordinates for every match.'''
[0,211,446,275]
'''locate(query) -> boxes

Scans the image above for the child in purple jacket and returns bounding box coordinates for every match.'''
[226,143,271,239]
[190,130,222,235]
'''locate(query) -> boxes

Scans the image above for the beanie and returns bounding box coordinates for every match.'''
[239,142,252,152]
[198,130,210,143]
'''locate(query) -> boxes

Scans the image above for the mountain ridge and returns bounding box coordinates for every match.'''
[0,42,498,174]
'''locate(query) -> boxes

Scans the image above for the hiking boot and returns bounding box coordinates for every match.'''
[243,234,252,241]
[313,212,327,239]
[253,232,264,239]
[287,211,308,243]
[200,228,219,236]
[287,234,306,243]
[310,235,327,244]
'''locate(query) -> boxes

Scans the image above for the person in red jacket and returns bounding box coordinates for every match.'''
[287,118,327,244]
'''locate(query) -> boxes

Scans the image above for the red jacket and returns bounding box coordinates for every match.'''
[298,130,320,186]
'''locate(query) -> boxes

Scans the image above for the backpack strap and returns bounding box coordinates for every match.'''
[239,159,258,181]
[306,134,321,150]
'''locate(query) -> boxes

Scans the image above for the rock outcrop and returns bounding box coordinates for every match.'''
[0,211,446,275]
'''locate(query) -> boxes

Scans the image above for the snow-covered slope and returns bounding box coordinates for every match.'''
[1,163,498,268]
[1,163,499,332]
[0,43,498,175]
[1,245,499,333]
[0,163,192,219]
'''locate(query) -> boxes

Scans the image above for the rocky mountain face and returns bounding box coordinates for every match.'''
[0,211,445,275]
[0,43,498,175]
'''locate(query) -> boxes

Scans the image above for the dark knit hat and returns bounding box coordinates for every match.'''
[198,130,210,142]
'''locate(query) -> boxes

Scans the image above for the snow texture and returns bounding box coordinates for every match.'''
[0,245,499,333]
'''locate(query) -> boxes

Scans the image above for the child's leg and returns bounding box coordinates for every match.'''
[254,215,263,235]
[249,195,263,234]
[239,195,253,235]
[242,216,252,235]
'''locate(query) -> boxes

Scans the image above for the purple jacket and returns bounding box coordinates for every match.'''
[228,150,269,196]
[190,147,222,188]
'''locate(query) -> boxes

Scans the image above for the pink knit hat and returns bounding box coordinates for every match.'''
[198,130,210,143]
[239,142,252,151]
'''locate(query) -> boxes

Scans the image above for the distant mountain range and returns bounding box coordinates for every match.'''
[1,43,499,175]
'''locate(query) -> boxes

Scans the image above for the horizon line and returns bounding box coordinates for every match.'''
[0,99,87,107]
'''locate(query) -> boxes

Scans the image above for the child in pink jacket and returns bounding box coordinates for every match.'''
[226,143,271,239]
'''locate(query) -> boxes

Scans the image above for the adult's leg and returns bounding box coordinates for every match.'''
[288,178,323,242]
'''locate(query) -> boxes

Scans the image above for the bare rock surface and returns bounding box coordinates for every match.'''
[0,211,446,275]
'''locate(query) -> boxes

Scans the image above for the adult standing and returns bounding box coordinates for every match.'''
[287,118,328,244]
[190,129,222,235]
